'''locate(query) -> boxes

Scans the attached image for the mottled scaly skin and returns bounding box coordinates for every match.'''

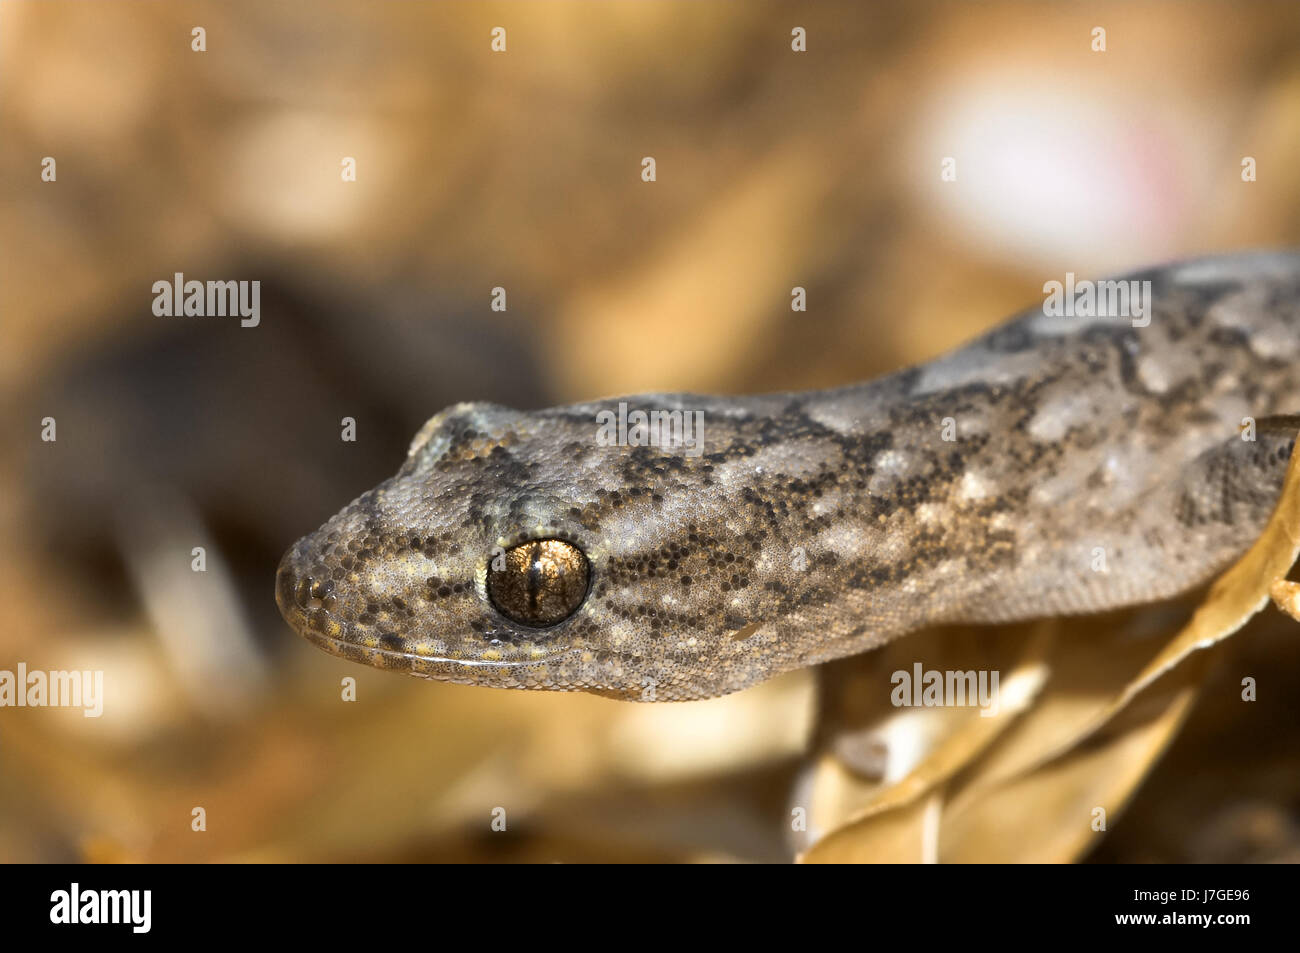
[277,252,1300,700]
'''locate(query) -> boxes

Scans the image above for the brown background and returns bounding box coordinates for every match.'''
[2,1,1298,862]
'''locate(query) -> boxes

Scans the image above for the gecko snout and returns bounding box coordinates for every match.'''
[275,549,328,635]
[275,554,334,617]
[275,542,397,656]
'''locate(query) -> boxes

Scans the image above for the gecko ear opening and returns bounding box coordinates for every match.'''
[486,539,590,627]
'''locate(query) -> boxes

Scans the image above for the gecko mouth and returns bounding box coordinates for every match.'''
[300,625,561,672]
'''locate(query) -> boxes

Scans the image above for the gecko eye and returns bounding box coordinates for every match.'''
[487,539,590,627]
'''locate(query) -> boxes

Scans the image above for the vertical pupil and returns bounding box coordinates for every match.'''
[526,542,543,614]
[487,538,590,626]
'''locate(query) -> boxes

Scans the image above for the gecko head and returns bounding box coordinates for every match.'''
[277,399,801,701]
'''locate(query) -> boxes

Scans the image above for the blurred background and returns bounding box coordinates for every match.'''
[2,0,1299,862]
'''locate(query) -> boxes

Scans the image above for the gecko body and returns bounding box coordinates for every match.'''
[277,253,1300,700]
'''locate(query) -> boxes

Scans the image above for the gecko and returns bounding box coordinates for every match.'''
[276,252,1300,701]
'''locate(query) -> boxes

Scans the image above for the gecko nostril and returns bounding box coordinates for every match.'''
[295,575,336,611]
[275,553,339,615]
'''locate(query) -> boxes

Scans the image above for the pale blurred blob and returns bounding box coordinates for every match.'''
[915,73,1213,272]
[223,111,396,242]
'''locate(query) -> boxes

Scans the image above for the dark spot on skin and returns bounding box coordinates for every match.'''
[984,322,1035,353]
[1208,326,1250,349]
